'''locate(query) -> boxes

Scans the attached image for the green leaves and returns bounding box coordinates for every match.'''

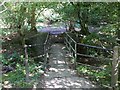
[2,62,43,88]
[76,65,111,86]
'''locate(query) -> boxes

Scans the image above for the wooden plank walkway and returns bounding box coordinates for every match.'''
[38,44,97,89]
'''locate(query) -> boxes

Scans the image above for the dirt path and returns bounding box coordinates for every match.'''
[38,44,97,89]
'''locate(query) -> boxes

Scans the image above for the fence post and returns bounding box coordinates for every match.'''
[111,46,119,90]
[74,42,77,69]
[43,33,49,72]
[43,44,46,72]
[24,45,29,82]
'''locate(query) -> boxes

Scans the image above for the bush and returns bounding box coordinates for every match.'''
[76,65,111,86]
[2,62,44,88]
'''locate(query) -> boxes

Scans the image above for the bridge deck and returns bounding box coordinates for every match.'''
[38,44,97,89]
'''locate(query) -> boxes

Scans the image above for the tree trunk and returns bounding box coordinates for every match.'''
[17,4,26,45]
[69,20,75,32]
[77,3,90,36]
[30,3,37,32]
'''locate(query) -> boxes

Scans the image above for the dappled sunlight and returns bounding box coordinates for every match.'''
[33,82,38,89]
[3,81,12,88]
[57,60,65,64]
[29,73,34,77]
[52,58,57,60]
[2,2,118,89]
[44,77,96,88]
[49,68,58,72]
[41,44,97,88]
[62,46,66,50]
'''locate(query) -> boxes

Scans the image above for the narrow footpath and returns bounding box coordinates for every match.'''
[38,44,97,89]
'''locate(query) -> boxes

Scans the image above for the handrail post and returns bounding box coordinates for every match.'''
[111,46,119,90]
[74,42,77,69]
[43,43,46,71]
[43,33,49,72]
[24,45,29,82]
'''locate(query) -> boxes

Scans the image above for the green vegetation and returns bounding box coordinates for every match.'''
[2,63,44,87]
[1,1,119,89]
[76,65,111,86]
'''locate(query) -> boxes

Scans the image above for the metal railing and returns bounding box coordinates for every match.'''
[43,33,50,71]
[64,32,119,89]
[24,33,50,71]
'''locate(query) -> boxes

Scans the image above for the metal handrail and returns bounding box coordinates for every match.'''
[77,53,113,62]
[65,32,112,51]
[77,43,113,51]
[24,44,43,47]
[77,62,105,70]
[24,32,50,71]
[64,32,115,88]
[65,37,76,53]
[44,33,50,45]
[64,32,113,67]
[65,32,77,44]
[43,33,50,71]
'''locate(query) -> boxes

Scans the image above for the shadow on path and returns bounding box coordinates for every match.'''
[37,44,97,89]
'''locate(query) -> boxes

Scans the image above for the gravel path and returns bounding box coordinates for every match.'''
[38,44,97,89]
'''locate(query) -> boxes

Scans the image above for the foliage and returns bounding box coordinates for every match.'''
[83,24,117,49]
[82,32,100,46]
[2,51,20,66]
[1,2,119,88]
[2,62,44,88]
[76,65,111,86]
[2,31,47,88]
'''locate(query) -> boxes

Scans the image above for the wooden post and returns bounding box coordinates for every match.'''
[24,45,29,82]
[111,46,119,90]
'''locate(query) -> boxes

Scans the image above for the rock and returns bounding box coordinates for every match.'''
[2,66,14,74]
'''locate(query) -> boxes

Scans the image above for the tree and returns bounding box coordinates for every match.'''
[57,2,90,35]
[29,3,37,32]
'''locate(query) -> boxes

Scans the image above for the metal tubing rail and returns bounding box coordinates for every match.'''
[30,54,45,60]
[64,31,118,89]
[43,33,50,71]
[44,33,49,45]
[65,32,113,61]
[64,31,113,69]
[65,37,76,53]
[77,53,113,62]
[77,62,105,70]
[77,43,113,51]
[65,32,112,52]
[65,32,77,68]
[24,44,43,47]
[65,32,77,44]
